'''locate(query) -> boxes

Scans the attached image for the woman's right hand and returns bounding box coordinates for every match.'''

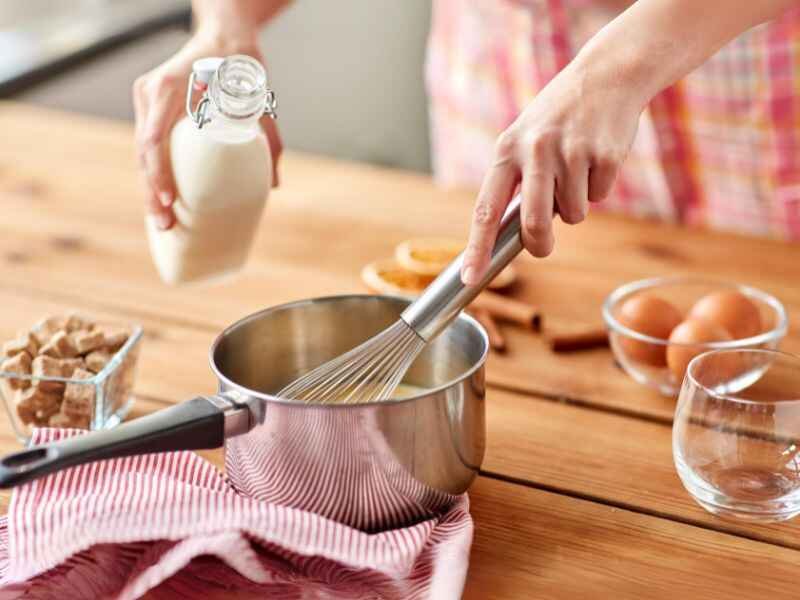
[460,50,647,286]
[133,29,282,230]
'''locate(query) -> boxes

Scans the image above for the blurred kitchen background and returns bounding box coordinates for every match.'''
[0,0,432,172]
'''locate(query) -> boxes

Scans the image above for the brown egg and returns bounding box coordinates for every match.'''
[688,291,762,340]
[667,318,732,381]
[617,294,683,367]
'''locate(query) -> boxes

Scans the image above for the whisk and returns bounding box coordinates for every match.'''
[279,196,523,404]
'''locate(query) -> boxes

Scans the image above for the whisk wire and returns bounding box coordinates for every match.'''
[305,324,404,402]
[277,320,424,405]
[338,331,417,404]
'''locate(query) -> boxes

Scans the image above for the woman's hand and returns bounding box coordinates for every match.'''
[460,57,644,285]
[461,0,800,286]
[133,29,282,230]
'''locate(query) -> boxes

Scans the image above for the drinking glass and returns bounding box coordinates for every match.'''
[673,349,800,522]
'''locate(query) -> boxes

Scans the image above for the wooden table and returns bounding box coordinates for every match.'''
[1,103,799,598]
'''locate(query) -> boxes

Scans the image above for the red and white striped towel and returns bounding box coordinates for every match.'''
[0,429,473,599]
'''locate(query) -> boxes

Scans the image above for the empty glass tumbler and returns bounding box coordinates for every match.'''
[673,349,800,522]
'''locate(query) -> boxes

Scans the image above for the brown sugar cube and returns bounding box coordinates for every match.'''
[17,387,61,413]
[16,402,35,425]
[64,313,92,333]
[32,411,55,427]
[1,351,32,389]
[70,330,105,355]
[57,358,85,378]
[62,396,93,419]
[35,402,61,423]
[3,332,38,358]
[62,368,95,418]
[40,330,79,359]
[49,412,90,430]
[25,386,62,425]
[1,340,25,358]
[84,350,111,374]
[31,355,67,393]
[30,316,65,347]
[69,367,94,381]
[14,388,32,410]
[101,328,129,353]
[48,412,70,427]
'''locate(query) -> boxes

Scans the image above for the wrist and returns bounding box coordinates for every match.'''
[571,34,660,111]
[194,20,259,56]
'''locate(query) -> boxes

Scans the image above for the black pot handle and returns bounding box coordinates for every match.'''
[0,395,250,489]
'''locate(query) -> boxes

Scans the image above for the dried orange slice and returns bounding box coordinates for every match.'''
[395,237,517,289]
[361,258,434,299]
[395,238,463,277]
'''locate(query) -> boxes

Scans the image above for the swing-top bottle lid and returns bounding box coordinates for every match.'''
[192,57,224,85]
[186,55,277,128]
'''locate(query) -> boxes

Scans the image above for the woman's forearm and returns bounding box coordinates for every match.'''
[191,0,291,49]
[574,0,797,106]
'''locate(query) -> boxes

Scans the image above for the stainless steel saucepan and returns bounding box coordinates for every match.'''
[0,295,488,531]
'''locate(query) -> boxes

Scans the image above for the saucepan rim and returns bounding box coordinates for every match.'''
[209,294,490,409]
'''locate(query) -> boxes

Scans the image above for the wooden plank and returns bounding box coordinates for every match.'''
[1,104,799,422]
[465,477,800,600]
[484,388,800,549]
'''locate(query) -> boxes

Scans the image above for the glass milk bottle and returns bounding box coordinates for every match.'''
[147,54,277,285]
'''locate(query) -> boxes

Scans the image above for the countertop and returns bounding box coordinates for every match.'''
[0,103,799,598]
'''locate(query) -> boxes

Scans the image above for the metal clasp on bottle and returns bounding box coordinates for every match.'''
[185,70,278,130]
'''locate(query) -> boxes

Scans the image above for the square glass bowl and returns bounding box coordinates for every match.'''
[0,324,142,443]
[602,277,787,396]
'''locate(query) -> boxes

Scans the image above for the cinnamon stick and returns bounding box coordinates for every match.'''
[469,308,506,353]
[546,326,609,353]
[471,290,541,331]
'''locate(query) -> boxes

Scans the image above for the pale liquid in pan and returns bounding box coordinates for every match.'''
[301,383,428,404]
[391,383,428,399]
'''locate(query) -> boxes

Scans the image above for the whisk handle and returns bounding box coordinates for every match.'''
[401,195,523,341]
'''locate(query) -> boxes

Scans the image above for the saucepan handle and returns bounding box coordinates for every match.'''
[0,395,256,489]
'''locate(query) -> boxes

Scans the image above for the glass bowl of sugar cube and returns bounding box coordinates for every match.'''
[0,314,142,443]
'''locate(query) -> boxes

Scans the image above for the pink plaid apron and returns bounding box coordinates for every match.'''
[427,0,800,239]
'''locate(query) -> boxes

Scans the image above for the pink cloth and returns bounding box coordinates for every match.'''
[0,429,473,599]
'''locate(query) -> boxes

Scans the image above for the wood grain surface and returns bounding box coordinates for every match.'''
[0,103,799,598]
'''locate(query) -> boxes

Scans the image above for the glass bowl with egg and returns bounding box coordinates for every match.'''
[602,277,787,396]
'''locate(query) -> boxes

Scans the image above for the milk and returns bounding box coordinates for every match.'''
[146,55,276,285]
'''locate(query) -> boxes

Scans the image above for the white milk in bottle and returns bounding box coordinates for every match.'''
[147,55,277,284]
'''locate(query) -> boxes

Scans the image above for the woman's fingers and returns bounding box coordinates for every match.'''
[139,84,181,229]
[461,142,519,286]
[145,186,175,230]
[134,77,173,230]
[588,156,619,203]
[556,146,589,224]
[261,116,283,187]
[520,163,555,258]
